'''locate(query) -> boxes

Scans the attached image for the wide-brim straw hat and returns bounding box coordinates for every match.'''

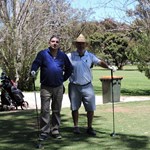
[74,34,87,43]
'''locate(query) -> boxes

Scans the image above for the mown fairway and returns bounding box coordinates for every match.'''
[0,100,150,150]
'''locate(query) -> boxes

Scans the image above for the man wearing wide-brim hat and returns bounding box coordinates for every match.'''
[67,34,117,136]
[72,34,89,57]
[74,33,87,43]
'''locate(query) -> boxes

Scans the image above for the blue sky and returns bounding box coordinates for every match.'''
[71,0,137,23]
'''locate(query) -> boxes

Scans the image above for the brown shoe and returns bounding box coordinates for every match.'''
[87,127,96,136]
[73,127,81,134]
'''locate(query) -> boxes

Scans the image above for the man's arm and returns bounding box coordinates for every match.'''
[30,52,42,76]
[63,54,73,81]
[98,60,117,72]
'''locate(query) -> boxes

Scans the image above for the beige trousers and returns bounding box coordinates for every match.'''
[40,84,63,135]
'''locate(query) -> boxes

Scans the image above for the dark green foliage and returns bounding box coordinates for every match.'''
[89,32,129,69]
[135,34,150,78]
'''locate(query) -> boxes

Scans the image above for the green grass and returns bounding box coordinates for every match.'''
[35,65,150,96]
[1,65,150,149]
[0,100,150,150]
[92,65,150,96]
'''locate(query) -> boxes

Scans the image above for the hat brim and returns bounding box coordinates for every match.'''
[73,40,87,43]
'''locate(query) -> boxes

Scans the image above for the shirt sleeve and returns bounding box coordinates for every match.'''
[63,53,73,81]
[31,51,42,72]
[90,53,101,65]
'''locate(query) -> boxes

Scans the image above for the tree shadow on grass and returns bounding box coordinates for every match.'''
[0,109,39,150]
[59,126,150,150]
[0,110,150,150]
[95,130,149,149]
[121,88,150,96]
[119,133,149,149]
[94,86,150,96]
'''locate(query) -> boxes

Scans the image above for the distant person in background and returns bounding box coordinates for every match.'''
[67,34,117,136]
[31,35,73,140]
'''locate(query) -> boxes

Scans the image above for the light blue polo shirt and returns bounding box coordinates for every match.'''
[67,50,101,85]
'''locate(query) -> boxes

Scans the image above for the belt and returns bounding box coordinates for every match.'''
[71,82,91,86]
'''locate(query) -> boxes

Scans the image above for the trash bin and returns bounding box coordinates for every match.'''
[100,76,123,104]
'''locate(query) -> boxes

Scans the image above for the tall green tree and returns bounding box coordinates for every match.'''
[88,19,131,69]
[137,34,150,77]
[127,0,150,77]
[90,32,129,70]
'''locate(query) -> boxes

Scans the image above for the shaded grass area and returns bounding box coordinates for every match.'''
[0,100,150,150]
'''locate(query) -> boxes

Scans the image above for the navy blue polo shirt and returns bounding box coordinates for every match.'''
[31,48,73,87]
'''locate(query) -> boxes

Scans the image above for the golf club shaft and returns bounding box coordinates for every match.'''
[33,78,40,136]
[111,69,115,134]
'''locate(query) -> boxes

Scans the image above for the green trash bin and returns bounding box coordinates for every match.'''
[100,76,123,104]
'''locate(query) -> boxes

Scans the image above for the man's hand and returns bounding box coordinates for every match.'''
[108,66,118,72]
[30,71,36,77]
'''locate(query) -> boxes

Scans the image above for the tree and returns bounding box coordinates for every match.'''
[89,32,129,69]
[136,34,150,77]
[0,0,90,90]
[126,0,150,77]
[88,19,131,69]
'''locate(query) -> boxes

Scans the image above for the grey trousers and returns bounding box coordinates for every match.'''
[40,84,63,135]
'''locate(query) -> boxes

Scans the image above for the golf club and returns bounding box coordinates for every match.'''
[33,77,43,149]
[110,69,116,137]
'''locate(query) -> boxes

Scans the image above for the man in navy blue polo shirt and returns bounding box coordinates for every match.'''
[31,35,73,140]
